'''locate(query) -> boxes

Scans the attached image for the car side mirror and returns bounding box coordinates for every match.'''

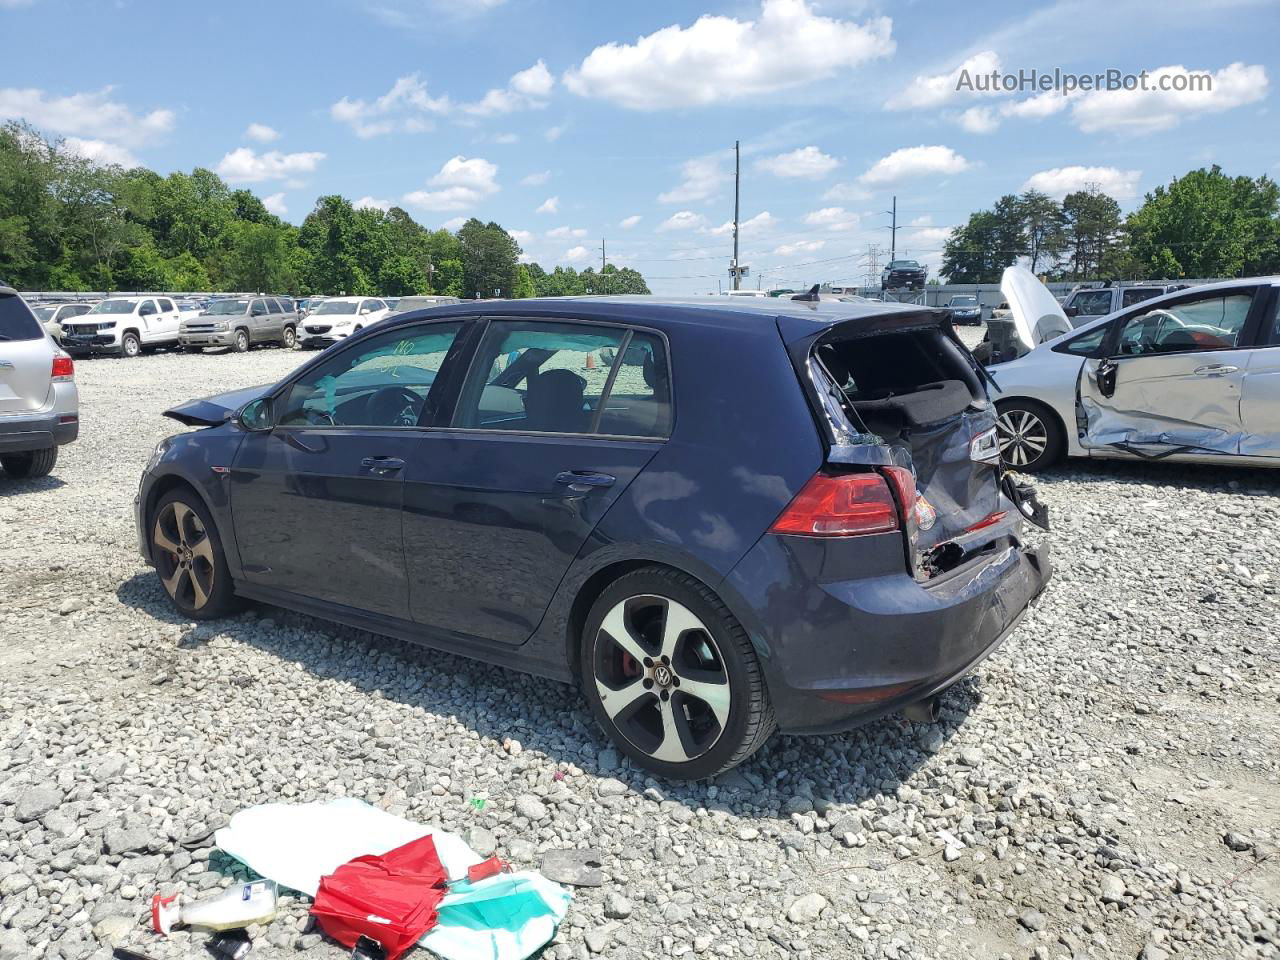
[1064,305,1079,318]
[238,397,275,432]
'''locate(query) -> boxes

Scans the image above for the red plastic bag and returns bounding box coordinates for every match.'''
[310,834,448,960]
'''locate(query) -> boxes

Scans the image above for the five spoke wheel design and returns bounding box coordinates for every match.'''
[593,595,731,764]
[153,501,217,611]
[997,407,1049,468]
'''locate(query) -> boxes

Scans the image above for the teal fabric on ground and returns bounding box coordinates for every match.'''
[421,872,572,960]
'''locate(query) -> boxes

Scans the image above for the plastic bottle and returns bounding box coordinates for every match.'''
[151,879,278,935]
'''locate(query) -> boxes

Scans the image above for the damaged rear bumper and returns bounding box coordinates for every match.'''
[726,531,1051,735]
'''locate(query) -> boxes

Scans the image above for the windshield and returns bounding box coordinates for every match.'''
[890,260,919,268]
[204,299,250,315]
[950,296,977,306]
[33,306,56,321]
[313,300,357,315]
[90,299,137,315]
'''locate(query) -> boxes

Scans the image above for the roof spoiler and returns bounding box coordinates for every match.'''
[791,284,821,302]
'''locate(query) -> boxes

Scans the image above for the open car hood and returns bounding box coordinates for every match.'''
[163,384,269,427]
[1000,266,1072,352]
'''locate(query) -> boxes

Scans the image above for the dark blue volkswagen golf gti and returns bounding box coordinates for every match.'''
[137,296,1050,779]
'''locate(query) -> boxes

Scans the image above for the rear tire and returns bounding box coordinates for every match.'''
[580,566,775,780]
[149,489,239,620]
[1,447,58,479]
[996,399,1065,472]
[232,329,250,353]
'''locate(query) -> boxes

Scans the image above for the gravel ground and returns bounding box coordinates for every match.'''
[1,340,1278,960]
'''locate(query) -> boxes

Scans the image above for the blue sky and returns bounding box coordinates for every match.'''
[1,0,1275,293]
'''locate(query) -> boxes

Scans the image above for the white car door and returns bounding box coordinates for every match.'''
[136,299,160,342]
[155,298,181,343]
[1238,291,1280,457]
[1077,288,1260,459]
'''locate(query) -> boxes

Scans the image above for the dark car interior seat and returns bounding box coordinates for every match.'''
[524,368,589,433]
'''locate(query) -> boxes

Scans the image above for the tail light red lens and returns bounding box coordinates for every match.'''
[51,355,74,381]
[770,471,901,537]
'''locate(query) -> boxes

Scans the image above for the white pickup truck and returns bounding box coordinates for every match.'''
[60,296,183,358]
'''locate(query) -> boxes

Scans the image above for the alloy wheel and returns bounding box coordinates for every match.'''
[592,595,731,764]
[153,501,217,610]
[997,408,1049,468]
[122,335,140,357]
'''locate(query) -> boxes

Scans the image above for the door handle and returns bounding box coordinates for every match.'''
[1193,364,1239,376]
[555,471,616,489]
[361,456,405,473]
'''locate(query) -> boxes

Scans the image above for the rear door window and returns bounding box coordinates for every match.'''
[0,296,43,341]
[1121,288,1162,308]
[453,320,671,438]
[157,298,175,312]
[1070,290,1113,316]
[267,298,283,314]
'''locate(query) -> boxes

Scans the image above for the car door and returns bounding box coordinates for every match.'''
[247,298,270,343]
[402,318,673,645]
[155,298,180,342]
[230,320,469,620]
[1077,287,1264,458]
[1238,288,1280,457]
[136,300,159,342]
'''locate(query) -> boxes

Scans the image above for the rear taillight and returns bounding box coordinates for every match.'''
[51,355,74,382]
[770,471,900,537]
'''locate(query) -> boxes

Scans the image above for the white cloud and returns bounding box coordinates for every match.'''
[619,215,642,229]
[903,226,952,248]
[706,211,777,237]
[244,122,280,143]
[803,206,859,231]
[859,145,970,185]
[62,137,139,168]
[536,196,559,214]
[402,155,499,211]
[521,170,551,186]
[441,216,468,230]
[1069,62,1268,134]
[658,211,707,232]
[215,147,326,184]
[330,74,450,138]
[508,229,534,244]
[0,86,174,142]
[822,181,871,203]
[958,106,1000,134]
[773,239,826,256]
[262,192,288,216]
[565,245,591,262]
[492,132,520,144]
[564,0,893,110]
[1021,165,1142,200]
[547,226,588,239]
[659,155,728,204]
[545,123,567,142]
[1002,90,1071,120]
[910,215,932,226]
[0,0,38,7]
[462,60,555,116]
[756,145,838,179]
[354,196,392,211]
[886,50,1002,109]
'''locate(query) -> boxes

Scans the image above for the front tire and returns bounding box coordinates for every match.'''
[580,567,775,780]
[149,489,238,620]
[996,399,1064,472]
[232,329,250,353]
[1,447,58,479]
[121,332,141,358]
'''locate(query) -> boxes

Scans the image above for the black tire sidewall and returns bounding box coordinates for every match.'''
[150,488,237,620]
[997,400,1064,472]
[1,446,57,478]
[122,334,140,357]
[580,568,765,780]
[282,326,296,348]
[234,330,249,353]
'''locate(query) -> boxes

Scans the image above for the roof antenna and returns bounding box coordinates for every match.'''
[791,284,821,302]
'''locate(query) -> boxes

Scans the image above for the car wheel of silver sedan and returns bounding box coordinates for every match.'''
[581,568,775,780]
[996,400,1064,472]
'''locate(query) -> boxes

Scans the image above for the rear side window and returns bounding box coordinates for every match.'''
[453,321,672,438]
[1053,324,1108,357]
[268,299,283,314]
[0,296,43,341]
[1121,288,1162,308]
[1070,290,1113,315]
[158,298,175,312]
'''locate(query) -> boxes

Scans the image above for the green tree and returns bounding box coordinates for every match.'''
[434,258,464,297]
[1017,190,1068,275]
[378,254,430,296]
[1123,166,1280,278]
[1061,188,1123,281]
[941,211,1008,283]
[512,263,536,298]
[458,218,519,298]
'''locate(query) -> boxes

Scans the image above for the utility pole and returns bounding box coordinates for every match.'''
[732,139,741,290]
[601,238,606,273]
[886,195,898,262]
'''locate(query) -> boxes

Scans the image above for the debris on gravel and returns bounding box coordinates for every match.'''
[1,346,1278,959]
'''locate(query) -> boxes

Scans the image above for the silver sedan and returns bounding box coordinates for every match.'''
[987,276,1280,470]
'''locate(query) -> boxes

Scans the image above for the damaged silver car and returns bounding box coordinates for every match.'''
[983,269,1280,470]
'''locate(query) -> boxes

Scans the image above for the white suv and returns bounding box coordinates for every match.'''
[299,297,390,349]
[61,295,182,357]
[0,288,78,479]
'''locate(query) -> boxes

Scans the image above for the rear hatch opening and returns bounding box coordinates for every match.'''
[786,310,1010,579]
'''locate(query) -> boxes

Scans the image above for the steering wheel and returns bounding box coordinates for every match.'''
[366,386,423,426]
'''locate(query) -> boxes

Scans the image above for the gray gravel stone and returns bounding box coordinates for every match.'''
[14,784,63,822]
[786,893,828,923]
[604,892,633,919]
[514,795,547,821]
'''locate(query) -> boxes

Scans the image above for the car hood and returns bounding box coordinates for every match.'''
[163,384,270,426]
[1001,266,1072,352]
